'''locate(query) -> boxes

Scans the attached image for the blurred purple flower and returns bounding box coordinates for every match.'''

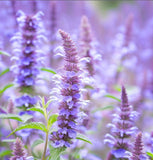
[130,132,149,160]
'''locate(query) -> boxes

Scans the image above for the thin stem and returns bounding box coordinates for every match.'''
[8,120,17,138]
[41,107,49,160]
[42,132,49,160]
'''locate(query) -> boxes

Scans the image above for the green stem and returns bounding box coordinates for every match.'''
[41,107,49,160]
[8,120,17,138]
[42,131,49,160]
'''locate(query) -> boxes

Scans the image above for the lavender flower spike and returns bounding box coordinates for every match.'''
[11,10,45,109]
[50,30,81,148]
[79,15,94,76]
[131,132,149,160]
[10,137,26,160]
[104,86,139,159]
[10,137,34,160]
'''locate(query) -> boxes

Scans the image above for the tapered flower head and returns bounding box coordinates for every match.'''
[104,85,139,159]
[50,30,83,148]
[10,137,26,160]
[79,15,101,77]
[131,132,149,160]
[11,10,45,109]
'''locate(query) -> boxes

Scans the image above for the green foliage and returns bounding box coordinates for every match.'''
[76,133,92,144]
[31,139,44,149]
[0,150,12,158]
[49,145,66,160]
[0,50,10,56]
[0,114,33,123]
[147,152,153,159]
[92,105,114,113]
[104,94,121,102]
[2,139,16,143]
[0,84,14,95]
[0,114,23,122]
[0,68,10,77]
[8,122,47,137]
[41,67,56,74]
[48,114,58,128]
[28,107,44,115]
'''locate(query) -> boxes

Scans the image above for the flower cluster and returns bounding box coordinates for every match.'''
[131,132,149,160]
[10,137,34,160]
[11,10,45,109]
[104,86,139,159]
[50,30,81,148]
[79,15,101,77]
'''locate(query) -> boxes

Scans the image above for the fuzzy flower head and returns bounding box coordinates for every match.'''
[50,30,83,148]
[130,132,149,160]
[79,15,102,77]
[10,137,26,160]
[11,10,45,108]
[104,86,139,159]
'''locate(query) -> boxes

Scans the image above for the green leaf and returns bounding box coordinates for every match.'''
[8,122,47,137]
[0,68,10,77]
[0,150,12,157]
[76,133,92,144]
[49,145,66,160]
[0,50,10,56]
[147,152,153,158]
[31,139,44,149]
[0,84,14,95]
[104,94,121,102]
[2,139,16,143]
[41,68,56,74]
[0,114,23,122]
[92,105,114,113]
[28,107,44,115]
[45,99,53,109]
[21,114,33,123]
[48,114,58,128]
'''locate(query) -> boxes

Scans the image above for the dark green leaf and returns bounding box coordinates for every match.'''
[49,145,66,160]
[0,68,10,77]
[76,133,92,144]
[104,94,121,102]
[8,122,47,137]
[41,68,56,74]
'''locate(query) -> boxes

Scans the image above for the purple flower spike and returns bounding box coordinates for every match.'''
[80,15,94,76]
[10,137,26,160]
[104,86,139,159]
[11,10,45,109]
[50,30,82,148]
[131,133,149,160]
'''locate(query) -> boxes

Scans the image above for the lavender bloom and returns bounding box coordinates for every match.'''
[11,10,45,109]
[10,137,34,160]
[7,99,14,113]
[130,133,149,160]
[79,15,101,76]
[104,86,139,159]
[50,30,82,148]
[10,137,26,160]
